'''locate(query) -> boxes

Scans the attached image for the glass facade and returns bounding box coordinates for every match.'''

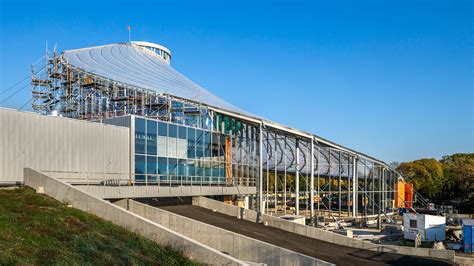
[141,45,171,63]
[134,117,227,185]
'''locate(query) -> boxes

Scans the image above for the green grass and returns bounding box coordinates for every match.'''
[0,187,199,266]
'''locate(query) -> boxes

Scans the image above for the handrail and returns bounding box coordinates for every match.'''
[40,169,256,188]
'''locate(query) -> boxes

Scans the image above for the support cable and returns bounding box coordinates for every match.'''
[0,76,31,96]
[0,83,31,104]
[0,55,45,96]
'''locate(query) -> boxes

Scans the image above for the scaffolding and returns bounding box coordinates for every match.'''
[31,49,204,124]
[30,46,406,223]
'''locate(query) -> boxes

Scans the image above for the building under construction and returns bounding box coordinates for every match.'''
[23,40,416,224]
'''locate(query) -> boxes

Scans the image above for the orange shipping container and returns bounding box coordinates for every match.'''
[404,183,413,208]
[395,181,405,208]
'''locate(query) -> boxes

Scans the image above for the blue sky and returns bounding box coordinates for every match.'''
[0,0,472,162]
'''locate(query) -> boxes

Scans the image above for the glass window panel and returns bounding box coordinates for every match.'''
[169,124,177,138]
[178,159,186,176]
[196,130,204,158]
[135,155,146,174]
[211,161,219,177]
[187,128,196,158]
[220,135,226,162]
[135,155,146,184]
[158,122,168,136]
[178,126,187,139]
[195,160,203,177]
[146,120,157,155]
[158,157,168,175]
[136,118,146,133]
[204,132,211,158]
[220,162,226,178]
[187,159,196,176]
[135,175,146,183]
[212,132,219,158]
[204,161,211,177]
[147,156,157,174]
[135,118,146,154]
[168,158,177,175]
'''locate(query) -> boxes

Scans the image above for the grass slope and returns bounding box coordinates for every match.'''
[0,187,199,265]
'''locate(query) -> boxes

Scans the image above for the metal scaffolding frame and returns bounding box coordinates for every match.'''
[30,48,402,222]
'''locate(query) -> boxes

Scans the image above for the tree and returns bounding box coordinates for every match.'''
[396,153,474,206]
[440,153,474,203]
[396,158,445,201]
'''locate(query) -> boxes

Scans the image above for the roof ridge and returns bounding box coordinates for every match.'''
[63,43,128,53]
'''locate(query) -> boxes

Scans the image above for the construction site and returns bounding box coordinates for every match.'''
[27,41,408,223]
[0,40,469,265]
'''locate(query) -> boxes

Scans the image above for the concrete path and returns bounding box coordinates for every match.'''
[160,205,452,266]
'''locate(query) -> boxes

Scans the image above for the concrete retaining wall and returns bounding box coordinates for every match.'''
[120,199,332,266]
[23,168,245,265]
[193,196,455,263]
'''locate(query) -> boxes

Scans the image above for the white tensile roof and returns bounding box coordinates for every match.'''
[62,42,247,115]
[61,42,394,167]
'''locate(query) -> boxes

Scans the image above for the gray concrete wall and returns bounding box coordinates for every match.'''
[0,108,130,184]
[193,196,455,263]
[23,168,245,265]
[77,184,256,199]
[120,199,332,266]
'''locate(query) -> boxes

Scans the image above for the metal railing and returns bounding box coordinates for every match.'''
[40,170,256,188]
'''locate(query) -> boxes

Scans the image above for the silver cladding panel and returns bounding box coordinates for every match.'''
[62,43,248,115]
[0,108,130,183]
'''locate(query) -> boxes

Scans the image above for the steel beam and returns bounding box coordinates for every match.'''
[258,123,263,218]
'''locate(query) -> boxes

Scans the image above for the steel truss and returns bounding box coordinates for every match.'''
[31,50,401,222]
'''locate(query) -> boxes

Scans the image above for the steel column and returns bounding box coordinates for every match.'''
[317,145,320,216]
[274,132,278,213]
[347,153,351,217]
[310,138,315,219]
[338,150,342,218]
[352,156,357,218]
[258,123,263,217]
[284,136,287,212]
[295,139,300,216]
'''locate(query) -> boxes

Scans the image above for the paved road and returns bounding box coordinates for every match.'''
[160,205,451,266]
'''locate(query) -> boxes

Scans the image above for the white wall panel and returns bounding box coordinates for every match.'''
[0,108,130,184]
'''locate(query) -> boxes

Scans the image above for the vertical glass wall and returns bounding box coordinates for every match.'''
[134,116,227,185]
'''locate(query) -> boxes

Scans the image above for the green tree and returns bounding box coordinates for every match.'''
[440,153,474,204]
[396,158,445,201]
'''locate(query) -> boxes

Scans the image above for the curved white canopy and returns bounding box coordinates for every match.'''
[62,42,247,114]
